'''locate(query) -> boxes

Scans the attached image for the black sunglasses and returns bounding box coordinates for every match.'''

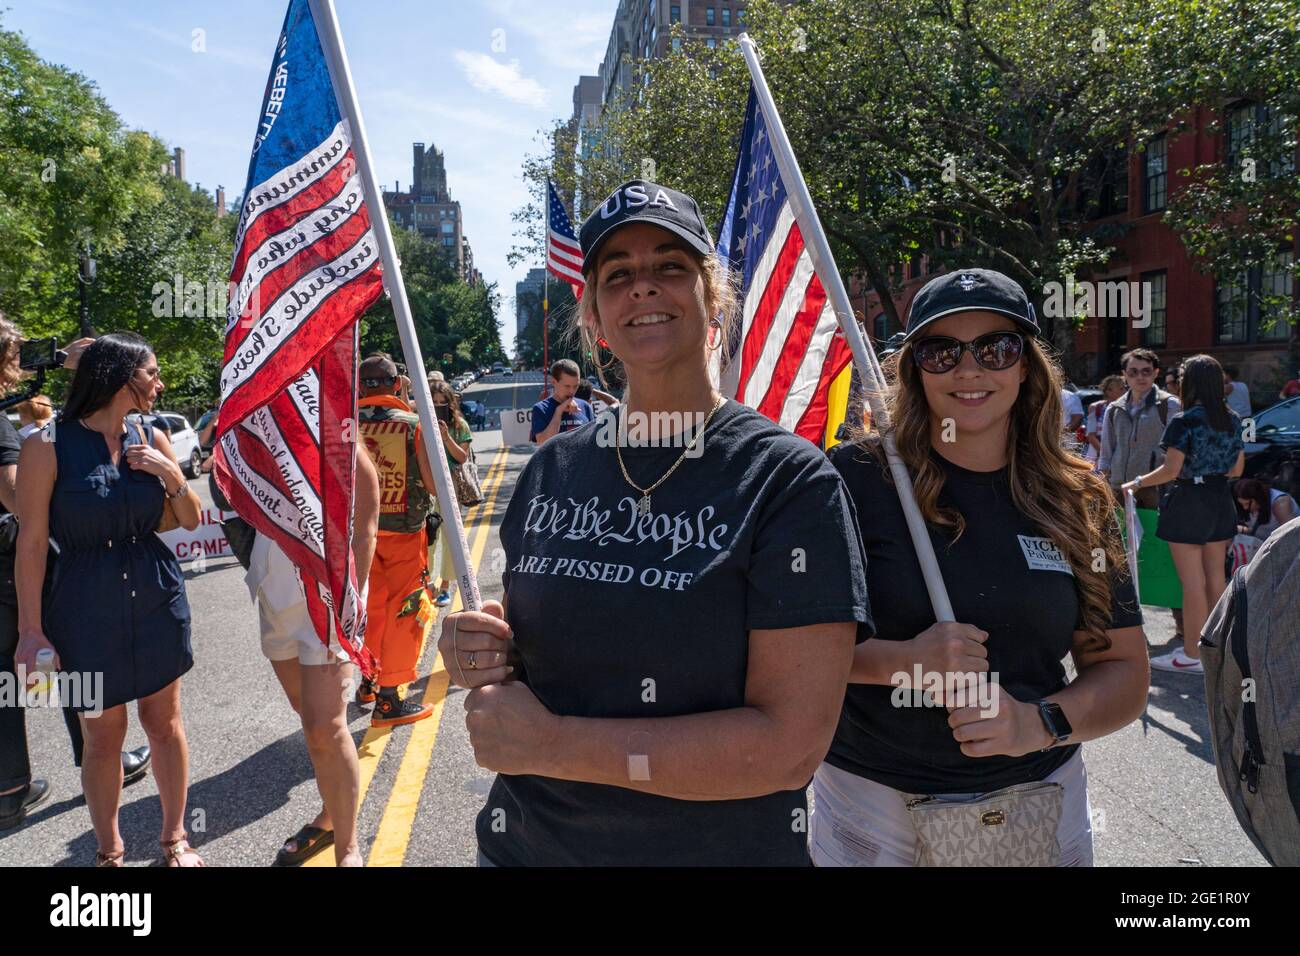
[911,331,1026,374]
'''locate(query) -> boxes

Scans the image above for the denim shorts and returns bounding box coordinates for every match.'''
[810,750,1094,867]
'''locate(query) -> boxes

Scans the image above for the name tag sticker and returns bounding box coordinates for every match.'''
[1017,535,1074,577]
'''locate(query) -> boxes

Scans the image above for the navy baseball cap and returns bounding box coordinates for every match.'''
[902,268,1039,342]
[579,181,714,276]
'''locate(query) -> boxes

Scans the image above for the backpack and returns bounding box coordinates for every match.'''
[1201,515,1300,866]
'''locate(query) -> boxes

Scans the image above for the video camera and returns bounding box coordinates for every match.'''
[0,337,70,412]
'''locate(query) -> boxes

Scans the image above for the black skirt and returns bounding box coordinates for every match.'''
[1156,477,1237,545]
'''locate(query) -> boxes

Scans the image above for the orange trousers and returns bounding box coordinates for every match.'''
[363,527,431,688]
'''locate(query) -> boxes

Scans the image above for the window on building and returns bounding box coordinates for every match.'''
[706,7,715,26]
[722,8,731,26]
[1140,270,1167,348]
[1227,100,1296,180]
[1216,272,1250,344]
[671,36,681,52]
[873,314,890,343]
[441,222,454,235]
[1216,250,1296,344]
[1143,134,1167,213]
[1260,249,1296,341]
[670,5,680,24]
[706,37,717,48]
[443,237,456,247]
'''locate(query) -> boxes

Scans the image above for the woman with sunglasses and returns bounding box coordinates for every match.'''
[814,269,1149,867]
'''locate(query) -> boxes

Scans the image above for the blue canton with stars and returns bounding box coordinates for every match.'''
[548,179,578,242]
[717,87,790,284]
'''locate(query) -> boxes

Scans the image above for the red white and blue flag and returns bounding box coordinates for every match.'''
[713,87,853,444]
[546,179,585,299]
[214,0,381,674]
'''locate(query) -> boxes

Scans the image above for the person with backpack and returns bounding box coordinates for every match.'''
[1099,348,1181,509]
[1122,355,1245,675]
[355,354,438,727]
[1201,514,1300,866]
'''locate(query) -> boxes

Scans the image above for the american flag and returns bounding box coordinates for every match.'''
[213,0,381,674]
[546,179,585,299]
[714,86,853,444]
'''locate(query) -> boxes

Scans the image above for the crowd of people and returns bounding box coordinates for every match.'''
[1,178,1296,867]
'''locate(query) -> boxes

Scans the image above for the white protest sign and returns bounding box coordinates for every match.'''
[157,507,238,563]
[501,408,533,446]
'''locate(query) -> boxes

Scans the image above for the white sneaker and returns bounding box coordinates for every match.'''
[1150,649,1204,674]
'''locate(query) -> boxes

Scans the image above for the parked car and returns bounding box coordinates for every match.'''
[154,412,205,478]
[1243,395,1300,499]
[501,367,513,377]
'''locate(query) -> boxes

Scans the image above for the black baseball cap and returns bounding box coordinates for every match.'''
[579,180,714,276]
[902,268,1039,342]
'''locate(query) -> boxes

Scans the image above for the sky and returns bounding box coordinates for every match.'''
[4,0,617,346]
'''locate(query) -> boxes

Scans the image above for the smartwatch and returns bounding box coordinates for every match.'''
[1036,700,1073,749]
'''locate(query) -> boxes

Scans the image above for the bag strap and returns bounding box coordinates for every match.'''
[1157,397,1169,427]
[1105,404,1118,454]
[1229,567,1263,794]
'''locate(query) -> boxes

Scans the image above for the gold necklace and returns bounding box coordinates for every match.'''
[614,395,726,517]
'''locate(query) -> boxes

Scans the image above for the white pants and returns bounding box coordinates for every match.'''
[810,751,1094,867]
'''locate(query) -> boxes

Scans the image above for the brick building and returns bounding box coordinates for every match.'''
[857,103,1297,398]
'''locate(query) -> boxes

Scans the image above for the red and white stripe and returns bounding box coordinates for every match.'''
[547,228,585,291]
[724,202,852,443]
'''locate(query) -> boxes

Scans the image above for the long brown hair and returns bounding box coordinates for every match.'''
[1180,354,1234,431]
[429,378,468,432]
[859,336,1127,650]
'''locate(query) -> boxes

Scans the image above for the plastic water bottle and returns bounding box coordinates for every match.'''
[29,647,55,698]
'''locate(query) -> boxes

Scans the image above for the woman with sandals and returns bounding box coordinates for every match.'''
[14,334,204,866]
[816,270,1150,866]
[437,181,871,865]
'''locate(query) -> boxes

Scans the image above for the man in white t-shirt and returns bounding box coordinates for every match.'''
[1061,387,1084,429]
[1223,366,1252,419]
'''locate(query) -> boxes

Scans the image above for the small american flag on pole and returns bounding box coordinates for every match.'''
[214,0,380,674]
[546,179,585,299]
[714,87,853,444]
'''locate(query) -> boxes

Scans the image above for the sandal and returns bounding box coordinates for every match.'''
[96,848,125,867]
[274,824,334,867]
[160,834,205,868]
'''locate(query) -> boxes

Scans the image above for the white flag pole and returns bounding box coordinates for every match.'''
[738,34,954,622]
[309,0,481,612]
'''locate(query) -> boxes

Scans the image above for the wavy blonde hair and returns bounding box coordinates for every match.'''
[860,337,1126,651]
[572,248,740,372]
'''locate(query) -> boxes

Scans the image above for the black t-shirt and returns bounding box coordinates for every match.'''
[826,442,1142,794]
[0,415,21,512]
[477,399,872,866]
[0,415,23,601]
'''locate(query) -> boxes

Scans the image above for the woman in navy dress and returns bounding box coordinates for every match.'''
[14,333,204,866]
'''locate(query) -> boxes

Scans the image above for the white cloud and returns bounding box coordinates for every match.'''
[452,51,548,109]
[479,0,613,73]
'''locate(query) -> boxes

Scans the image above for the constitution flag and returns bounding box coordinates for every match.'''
[213,0,382,673]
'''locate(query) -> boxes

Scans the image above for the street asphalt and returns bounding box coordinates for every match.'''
[0,373,1265,867]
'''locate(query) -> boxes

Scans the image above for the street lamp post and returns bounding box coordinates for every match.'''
[77,243,97,338]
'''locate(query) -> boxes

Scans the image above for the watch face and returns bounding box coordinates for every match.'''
[1042,702,1073,740]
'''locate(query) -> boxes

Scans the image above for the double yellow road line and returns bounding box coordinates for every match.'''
[305,445,513,867]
